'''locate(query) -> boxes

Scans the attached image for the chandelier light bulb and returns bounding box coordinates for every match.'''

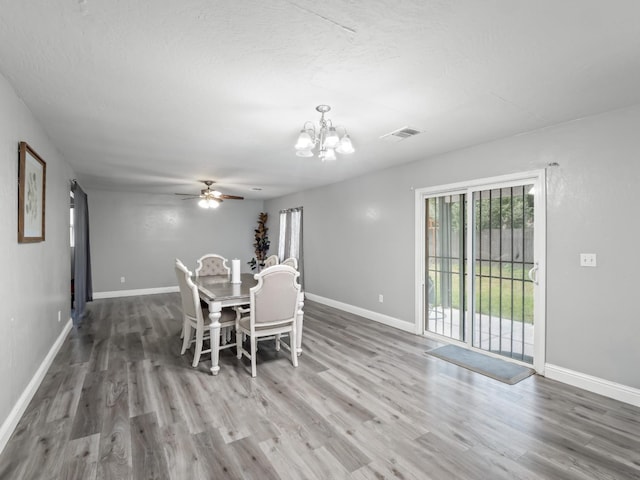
[295,130,314,150]
[198,198,210,209]
[323,126,340,149]
[323,148,337,161]
[336,134,355,154]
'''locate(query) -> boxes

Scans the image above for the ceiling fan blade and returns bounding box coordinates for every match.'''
[177,181,243,203]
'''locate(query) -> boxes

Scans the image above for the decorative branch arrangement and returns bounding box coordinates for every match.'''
[248,212,270,271]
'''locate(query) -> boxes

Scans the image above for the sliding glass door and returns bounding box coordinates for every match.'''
[470,185,535,363]
[417,172,546,372]
[424,193,466,341]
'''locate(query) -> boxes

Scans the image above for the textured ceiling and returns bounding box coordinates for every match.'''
[1,0,640,199]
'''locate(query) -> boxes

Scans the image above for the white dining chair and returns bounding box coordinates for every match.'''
[281,257,298,269]
[176,257,189,339]
[195,253,230,277]
[235,265,301,377]
[263,254,279,268]
[194,253,236,343]
[175,259,236,368]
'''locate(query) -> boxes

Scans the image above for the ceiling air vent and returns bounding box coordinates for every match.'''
[380,126,423,143]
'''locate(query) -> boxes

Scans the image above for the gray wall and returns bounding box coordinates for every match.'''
[0,73,74,435]
[88,189,264,292]
[266,104,640,390]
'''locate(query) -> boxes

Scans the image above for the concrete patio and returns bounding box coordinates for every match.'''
[427,307,534,363]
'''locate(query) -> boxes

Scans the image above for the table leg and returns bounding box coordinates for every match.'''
[208,303,222,375]
[296,296,304,356]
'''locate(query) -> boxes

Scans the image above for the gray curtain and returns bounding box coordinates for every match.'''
[278,207,303,287]
[72,181,93,324]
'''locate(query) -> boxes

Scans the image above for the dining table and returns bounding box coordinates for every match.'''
[194,272,304,375]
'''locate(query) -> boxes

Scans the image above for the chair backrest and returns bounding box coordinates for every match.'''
[250,265,300,326]
[263,254,279,268]
[196,254,230,277]
[281,257,298,270]
[175,260,202,322]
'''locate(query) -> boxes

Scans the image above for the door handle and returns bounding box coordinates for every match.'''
[528,262,539,285]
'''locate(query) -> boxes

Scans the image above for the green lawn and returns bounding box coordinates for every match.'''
[431,262,534,323]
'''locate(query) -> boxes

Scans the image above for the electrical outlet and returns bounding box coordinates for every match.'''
[120,276,126,283]
[378,294,384,303]
[580,253,597,267]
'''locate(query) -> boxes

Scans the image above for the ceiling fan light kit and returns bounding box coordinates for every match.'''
[198,198,220,209]
[175,180,244,209]
[295,105,355,161]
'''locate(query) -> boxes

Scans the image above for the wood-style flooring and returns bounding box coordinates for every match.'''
[1,293,639,479]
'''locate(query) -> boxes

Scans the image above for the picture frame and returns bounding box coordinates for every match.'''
[18,142,46,243]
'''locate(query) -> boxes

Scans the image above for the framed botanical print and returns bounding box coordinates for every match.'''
[18,142,46,243]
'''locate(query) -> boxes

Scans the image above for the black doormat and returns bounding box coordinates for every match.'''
[427,344,535,385]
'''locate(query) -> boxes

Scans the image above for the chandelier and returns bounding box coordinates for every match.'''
[294,105,355,161]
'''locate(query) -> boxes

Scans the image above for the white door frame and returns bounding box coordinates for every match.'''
[415,170,546,373]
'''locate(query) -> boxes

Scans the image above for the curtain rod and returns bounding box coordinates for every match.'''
[280,206,303,214]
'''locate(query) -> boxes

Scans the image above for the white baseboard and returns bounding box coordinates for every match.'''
[304,293,415,333]
[304,295,640,408]
[94,285,179,299]
[0,318,73,455]
[545,364,640,408]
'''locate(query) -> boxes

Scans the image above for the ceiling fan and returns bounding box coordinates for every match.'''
[175,180,244,209]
